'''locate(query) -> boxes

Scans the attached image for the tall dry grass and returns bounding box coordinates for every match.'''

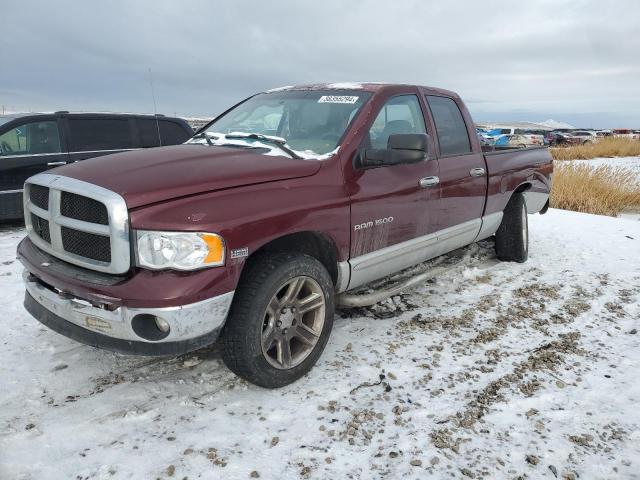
[550,162,640,216]
[551,137,640,160]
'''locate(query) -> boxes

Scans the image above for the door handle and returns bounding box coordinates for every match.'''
[47,161,67,166]
[419,176,440,188]
[469,167,486,177]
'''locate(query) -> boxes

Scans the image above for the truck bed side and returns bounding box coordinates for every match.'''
[483,146,553,216]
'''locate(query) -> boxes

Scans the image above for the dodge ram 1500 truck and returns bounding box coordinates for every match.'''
[18,83,552,388]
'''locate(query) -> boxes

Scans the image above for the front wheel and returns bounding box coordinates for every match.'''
[220,252,335,388]
[495,193,528,263]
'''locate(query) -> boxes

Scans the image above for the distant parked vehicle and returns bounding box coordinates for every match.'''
[549,131,573,146]
[485,128,544,147]
[613,129,635,138]
[519,129,549,145]
[568,130,598,145]
[476,128,495,146]
[495,134,543,148]
[0,112,193,221]
[596,130,613,137]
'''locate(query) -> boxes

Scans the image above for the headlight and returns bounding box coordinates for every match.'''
[136,230,225,270]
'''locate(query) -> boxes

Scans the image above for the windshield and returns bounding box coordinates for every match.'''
[189,90,371,159]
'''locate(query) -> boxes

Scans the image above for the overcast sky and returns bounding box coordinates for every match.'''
[1,0,639,128]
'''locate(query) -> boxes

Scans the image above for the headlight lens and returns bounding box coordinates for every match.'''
[136,231,225,270]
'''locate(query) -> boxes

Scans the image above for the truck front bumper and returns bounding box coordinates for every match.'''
[23,271,234,356]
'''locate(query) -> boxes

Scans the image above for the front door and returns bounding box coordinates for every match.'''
[344,93,440,289]
[0,117,69,189]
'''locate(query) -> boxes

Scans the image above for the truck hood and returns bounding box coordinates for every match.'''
[57,145,322,208]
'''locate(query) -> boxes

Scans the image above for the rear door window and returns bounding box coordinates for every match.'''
[426,96,471,156]
[0,120,61,156]
[68,118,133,151]
[159,120,190,145]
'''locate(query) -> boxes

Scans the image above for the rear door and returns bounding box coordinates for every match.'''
[64,115,136,162]
[158,119,192,145]
[424,95,486,236]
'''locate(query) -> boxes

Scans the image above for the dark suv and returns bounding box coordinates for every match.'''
[0,112,193,221]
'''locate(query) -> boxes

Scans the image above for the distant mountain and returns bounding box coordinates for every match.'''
[538,119,575,129]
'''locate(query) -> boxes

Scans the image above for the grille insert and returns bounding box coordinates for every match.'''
[31,213,51,243]
[60,192,109,225]
[30,185,49,210]
[61,226,111,263]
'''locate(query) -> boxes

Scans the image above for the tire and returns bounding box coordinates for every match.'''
[220,252,335,388]
[495,193,528,263]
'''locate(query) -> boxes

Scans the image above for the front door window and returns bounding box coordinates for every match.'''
[0,121,61,156]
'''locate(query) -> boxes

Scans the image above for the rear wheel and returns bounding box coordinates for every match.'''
[495,193,528,263]
[220,252,335,388]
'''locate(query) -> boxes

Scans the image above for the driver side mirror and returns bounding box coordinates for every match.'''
[362,133,430,168]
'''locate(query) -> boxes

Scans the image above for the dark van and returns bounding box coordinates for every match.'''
[0,112,193,221]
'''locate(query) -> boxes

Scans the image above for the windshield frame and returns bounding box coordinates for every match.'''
[192,89,372,159]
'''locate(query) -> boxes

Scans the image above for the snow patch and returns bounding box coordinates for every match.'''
[325,82,364,90]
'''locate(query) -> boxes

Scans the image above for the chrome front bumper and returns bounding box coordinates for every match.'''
[23,271,234,355]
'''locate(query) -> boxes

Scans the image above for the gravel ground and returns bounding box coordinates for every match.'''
[1,209,639,479]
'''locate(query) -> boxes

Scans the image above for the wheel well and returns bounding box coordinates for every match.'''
[514,182,532,194]
[251,232,339,286]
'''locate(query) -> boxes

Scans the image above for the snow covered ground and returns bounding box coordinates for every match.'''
[1,209,639,480]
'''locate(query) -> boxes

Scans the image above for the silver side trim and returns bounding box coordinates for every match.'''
[0,189,23,194]
[475,212,503,241]
[336,260,351,294]
[24,271,234,343]
[346,218,482,291]
[24,173,131,274]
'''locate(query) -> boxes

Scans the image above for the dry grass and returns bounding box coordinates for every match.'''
[551,137,640,160]
[550,162,640,216]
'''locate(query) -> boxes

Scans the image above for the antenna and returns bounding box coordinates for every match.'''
[148,67,162,146]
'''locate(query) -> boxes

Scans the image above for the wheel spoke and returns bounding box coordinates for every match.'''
[298,292,324,314]
[295,323,319,346]
[266,295,281,316]
[277,338,292,368]
[281,277,305,305]
[262,323,277,351]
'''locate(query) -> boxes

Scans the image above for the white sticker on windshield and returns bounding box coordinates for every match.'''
[318,95,359,104]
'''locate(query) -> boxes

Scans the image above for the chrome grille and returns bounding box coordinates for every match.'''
[24,174,130,274]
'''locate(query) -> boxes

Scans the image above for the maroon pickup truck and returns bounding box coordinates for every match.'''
[18,83,552,387]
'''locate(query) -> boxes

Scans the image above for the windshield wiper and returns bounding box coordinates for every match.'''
[189,131,221,146]
[225,132,301,159]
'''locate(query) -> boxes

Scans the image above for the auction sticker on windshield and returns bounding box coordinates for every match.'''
[318,95,359,104]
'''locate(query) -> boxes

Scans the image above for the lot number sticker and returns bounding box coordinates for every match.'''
[318,95,359,104]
